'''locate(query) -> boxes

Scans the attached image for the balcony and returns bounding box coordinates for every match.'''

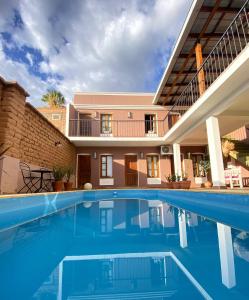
[69,119,166,138]
[166,0,249,130]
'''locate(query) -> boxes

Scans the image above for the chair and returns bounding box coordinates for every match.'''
[224,167,243,189]
[40,167,53,192]
[18,162,41,193]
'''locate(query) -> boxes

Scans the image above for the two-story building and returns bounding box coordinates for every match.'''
[65,0,249,190]
[66,92,206,189]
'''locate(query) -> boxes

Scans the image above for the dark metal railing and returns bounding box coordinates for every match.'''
[166,0,249,129]
[69,119,166,137]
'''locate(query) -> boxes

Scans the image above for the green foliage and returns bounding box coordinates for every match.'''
[165,174,181,182]
[199,160,211,175]
[64,166,74,182]
[42,90,65,108]
[182,172,188,181]
[53,166,66,181]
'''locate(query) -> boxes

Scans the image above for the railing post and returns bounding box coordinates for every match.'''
[195,42,206,96]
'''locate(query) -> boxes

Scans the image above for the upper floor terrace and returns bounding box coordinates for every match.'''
[154,0,249,144]
[67,93,168,146]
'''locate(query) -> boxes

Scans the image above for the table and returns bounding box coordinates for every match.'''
[32,169,53,193]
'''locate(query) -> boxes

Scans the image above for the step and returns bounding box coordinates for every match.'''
[68,290,177,300]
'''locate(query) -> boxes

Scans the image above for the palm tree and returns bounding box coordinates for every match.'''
[222,139,235,158]
[41,90,65,108]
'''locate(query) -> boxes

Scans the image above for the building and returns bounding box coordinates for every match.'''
[66,92,206,189]
[1,0,249,194]
[37,106,66,134]
[66,0,249,190]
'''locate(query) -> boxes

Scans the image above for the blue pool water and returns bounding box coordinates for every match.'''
[0,190,249,299]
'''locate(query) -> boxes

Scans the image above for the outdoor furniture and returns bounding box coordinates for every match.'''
[18,162,41,194]
[224,167,243,189]
[31,168,53,193]
[39,167,53,192]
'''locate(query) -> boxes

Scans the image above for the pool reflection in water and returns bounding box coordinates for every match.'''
[0,199,249,300]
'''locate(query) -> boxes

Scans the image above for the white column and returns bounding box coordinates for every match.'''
[178,210,187,248]
[173,143,182,177]
[217,223,236,288]
[65,103,70,137]
[206,116,225,187]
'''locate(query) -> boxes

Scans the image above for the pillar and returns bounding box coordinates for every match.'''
[195,42,206,96]
[173,143,182,177]
[206,116,225,187]
[217,223,236,288]
[178,210,187,248]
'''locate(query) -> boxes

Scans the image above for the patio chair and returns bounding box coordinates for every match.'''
[18,162,41,193]
[224,167,243,189]
[40,167,54,192]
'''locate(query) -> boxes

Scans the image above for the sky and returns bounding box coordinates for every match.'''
[0,0,192,106]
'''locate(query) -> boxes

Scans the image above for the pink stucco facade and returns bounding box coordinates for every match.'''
[76,146,206,189]
[69,93,168,138]
[68,92,249,189]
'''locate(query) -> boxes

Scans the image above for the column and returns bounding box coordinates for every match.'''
[206,116,225,187]
[178,210,187,248]
[217,223,236,288]
[173,143,182,177]
[195,42,206,96]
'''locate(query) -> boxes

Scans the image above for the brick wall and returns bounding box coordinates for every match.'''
[20,103,75,168]
[37,106,66,134]
[0,76,76,194]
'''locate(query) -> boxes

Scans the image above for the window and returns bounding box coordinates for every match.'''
[145,114,156,133]
[147,155,159,178]
[100,260,113,287]
[100,208,113,233]
[101,114,112,133]
[149,207,163,233]
[52,113,61,120]
[101,155,113,178]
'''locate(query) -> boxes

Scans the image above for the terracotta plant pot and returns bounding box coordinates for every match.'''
[52,181,64,192]
[165,182,172,189]
[172,182,180,189]
[64,182,73,191]
[165,182,173,189]
[180,181,191,189]
[204,180,213,188]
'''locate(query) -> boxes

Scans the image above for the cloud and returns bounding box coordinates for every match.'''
[0,0,192,106]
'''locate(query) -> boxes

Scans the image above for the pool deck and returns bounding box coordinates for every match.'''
[0,187,249,199]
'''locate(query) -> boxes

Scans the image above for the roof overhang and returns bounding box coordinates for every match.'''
[153,0,247,106]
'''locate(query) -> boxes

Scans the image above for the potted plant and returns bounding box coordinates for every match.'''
[180,173,191,189]
[199,160,212,188]
[171,174,180,189]
[64,166,74,191]
[165,174,173,189]
[52,166,66,192]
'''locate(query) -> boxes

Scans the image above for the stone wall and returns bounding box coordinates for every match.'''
[0,76,76,194]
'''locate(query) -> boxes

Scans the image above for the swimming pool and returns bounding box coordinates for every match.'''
[0,189,249,299]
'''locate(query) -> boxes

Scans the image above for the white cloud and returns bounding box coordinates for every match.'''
[0,0,192,106]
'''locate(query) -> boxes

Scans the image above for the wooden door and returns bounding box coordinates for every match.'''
[125,155,138,186]
[78,155,91,188]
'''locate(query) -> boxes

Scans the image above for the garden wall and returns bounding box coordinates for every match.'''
[0,76,76,194]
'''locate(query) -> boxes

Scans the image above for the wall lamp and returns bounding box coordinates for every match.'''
[140,152,144,159]
[93,152,97,159]
[55,141,62,147]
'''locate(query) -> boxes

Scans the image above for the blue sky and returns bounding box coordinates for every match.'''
[0,0,192,106]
